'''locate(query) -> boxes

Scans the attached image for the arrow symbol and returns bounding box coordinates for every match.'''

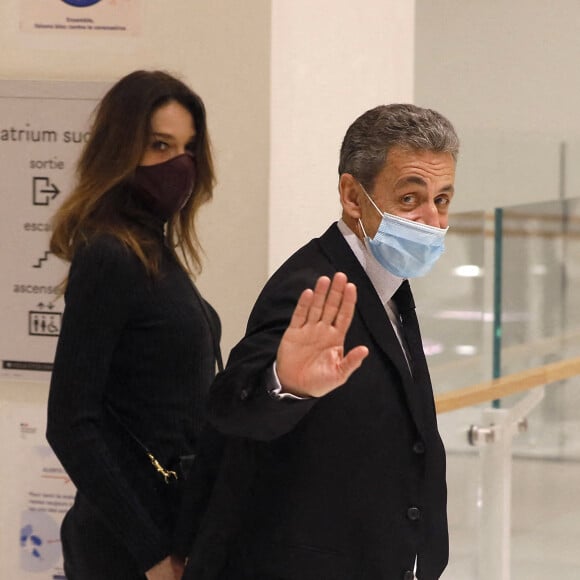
[41,182,60,199]
[33,177,60,206]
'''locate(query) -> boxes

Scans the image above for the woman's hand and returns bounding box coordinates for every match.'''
[170,555,185,579]
[276,272,369,397]
[145,555,184,580]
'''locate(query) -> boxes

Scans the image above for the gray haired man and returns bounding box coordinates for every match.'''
[186,104,459,580]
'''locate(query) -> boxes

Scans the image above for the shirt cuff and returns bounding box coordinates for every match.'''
[267,362,309,400]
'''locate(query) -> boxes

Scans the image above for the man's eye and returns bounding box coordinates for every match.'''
[435,196,450,207]
[401,194,415,204]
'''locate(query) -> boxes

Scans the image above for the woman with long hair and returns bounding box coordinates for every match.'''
[47,70,219,580]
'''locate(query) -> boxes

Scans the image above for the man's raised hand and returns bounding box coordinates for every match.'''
[276,272,369,398]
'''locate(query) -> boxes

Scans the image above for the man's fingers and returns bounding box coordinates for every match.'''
[305,276,331,323]
[339,345,369,378]
[320,273,348,324]
[333,282,357,334]
[290,273,354,329]
[288,288,314,328]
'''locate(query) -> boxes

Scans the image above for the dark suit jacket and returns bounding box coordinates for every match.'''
[185,223,448,580]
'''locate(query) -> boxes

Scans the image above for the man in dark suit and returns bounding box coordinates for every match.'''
[187,104,458,580]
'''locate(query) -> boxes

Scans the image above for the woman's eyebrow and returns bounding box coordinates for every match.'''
[150,131,176,140]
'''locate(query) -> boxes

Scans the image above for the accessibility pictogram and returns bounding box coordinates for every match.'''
[28,311,61,337]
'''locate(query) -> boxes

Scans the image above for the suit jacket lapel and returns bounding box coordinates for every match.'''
[318,223,429,433]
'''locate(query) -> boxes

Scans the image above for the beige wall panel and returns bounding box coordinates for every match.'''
[0,0,272,358]
[269,0,415,273]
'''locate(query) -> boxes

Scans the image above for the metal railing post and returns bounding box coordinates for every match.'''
[468,388,545,580]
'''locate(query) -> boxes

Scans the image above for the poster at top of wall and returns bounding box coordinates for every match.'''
[20,0,141,36]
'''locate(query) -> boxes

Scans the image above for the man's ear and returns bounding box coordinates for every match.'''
[339,173,362,220]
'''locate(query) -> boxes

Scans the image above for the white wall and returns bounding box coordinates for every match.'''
[269,0,415,273]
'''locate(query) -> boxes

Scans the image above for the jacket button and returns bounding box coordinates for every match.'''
[239,388,249,401]
[413,441,425,454]
[403,571,414,580]
[407,506,421,521]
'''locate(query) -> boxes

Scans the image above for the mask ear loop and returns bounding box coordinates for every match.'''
[358,218,369,239]
[360,184,383,216]
[357,182,383,239]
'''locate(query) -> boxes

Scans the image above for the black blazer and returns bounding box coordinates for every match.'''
[185,223,448,580]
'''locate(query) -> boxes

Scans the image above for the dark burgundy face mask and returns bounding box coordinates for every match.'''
[133,153,196,221]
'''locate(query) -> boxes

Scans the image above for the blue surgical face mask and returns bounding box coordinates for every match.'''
[358,188,448,278]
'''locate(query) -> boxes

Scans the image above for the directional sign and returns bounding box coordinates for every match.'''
[0,81,108,380]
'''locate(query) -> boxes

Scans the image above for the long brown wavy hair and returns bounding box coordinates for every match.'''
[50,70,216,282]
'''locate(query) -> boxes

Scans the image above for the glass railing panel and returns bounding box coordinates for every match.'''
[562,197,580,359]
[499,198,579,375]
[509,379,580,579]
[497,198,580,459]
[412,210,491,394]
[412,210,492,579]
[421,197,580,578]
[496,197,580,578]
